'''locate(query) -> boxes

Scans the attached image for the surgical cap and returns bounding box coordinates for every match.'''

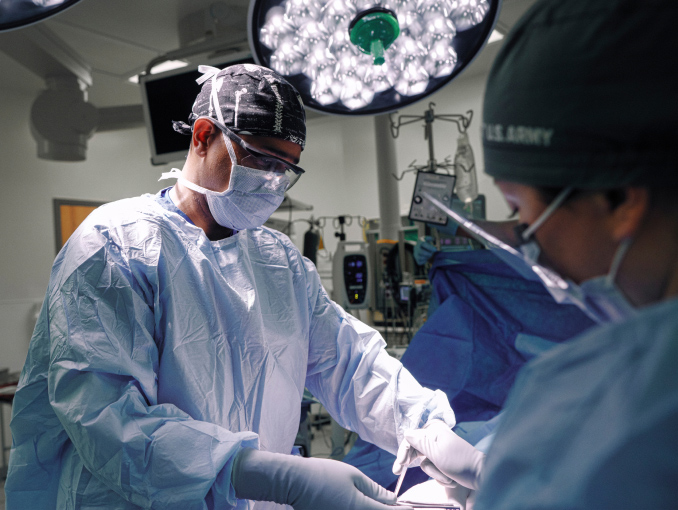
[173,64,307,150]
[482,0,678,188]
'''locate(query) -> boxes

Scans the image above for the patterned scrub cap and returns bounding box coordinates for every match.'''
[173,63,307,150]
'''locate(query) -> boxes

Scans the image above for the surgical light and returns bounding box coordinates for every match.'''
[248,0,501,115]
[0,0,84,32]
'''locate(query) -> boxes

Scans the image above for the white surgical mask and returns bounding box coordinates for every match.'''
[422,191,637,324]
[159,134,289,231]
[575,239,637,323]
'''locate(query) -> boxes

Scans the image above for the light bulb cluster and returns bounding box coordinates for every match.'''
[259,0,490,110]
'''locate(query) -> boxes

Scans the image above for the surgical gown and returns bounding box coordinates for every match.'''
[5,188,455,510]
[475,297,678,509]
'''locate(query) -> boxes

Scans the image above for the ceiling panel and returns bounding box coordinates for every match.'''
[48,0,182,51]
[47,22,159,78]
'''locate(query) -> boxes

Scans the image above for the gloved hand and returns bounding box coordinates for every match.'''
[392,420,485,490]
[414,236,438,265]
[444,485,477,510]
[466,490,477,510]
[232,448,413,510]
[445,485,475,510]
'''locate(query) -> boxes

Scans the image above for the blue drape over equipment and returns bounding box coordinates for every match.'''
[343,250,595,492]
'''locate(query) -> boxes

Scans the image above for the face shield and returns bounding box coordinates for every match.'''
[422,192,608,323]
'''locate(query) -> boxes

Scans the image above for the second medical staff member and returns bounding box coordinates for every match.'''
[5,64,456,509]
[396,0,678,507]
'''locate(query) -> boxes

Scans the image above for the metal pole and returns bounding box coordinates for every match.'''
[374,114,401,242]
[426,115,435,172]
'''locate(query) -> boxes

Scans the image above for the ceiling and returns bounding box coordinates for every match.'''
[0,0,537,110]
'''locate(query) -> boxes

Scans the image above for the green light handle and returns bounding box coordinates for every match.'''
[371,39,385,65]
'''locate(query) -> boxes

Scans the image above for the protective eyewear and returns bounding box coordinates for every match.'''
[511,187,574,265]
[424,190,633,324]
[201,116,305,190]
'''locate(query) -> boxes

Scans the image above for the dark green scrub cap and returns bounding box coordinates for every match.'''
[482,0,678,188]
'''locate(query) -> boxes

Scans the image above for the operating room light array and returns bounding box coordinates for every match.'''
[259,0,490,110]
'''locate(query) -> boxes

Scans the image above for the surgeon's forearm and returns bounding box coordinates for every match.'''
[304,271,454,454]
[342,349,455,454]
[50,365,258,508]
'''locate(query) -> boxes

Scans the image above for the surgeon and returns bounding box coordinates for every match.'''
[392,0,678,507]
[5,64,460,509]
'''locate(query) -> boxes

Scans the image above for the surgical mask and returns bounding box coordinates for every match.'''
[159,134,289,231]
[576,238,637,322]
[513,187,574,266]
[422,191,637,324]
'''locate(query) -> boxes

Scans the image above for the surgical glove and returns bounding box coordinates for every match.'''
[393,437,427,479]
[392,419,451,479]
[414,236,438,265]
[466,490,477,510]
[232,448,412,510]
[404,419,485,490]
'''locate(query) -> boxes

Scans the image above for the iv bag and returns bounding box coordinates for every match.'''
[454,132,478,206]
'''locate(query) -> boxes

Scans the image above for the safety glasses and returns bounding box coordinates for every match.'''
[201,116,305,190]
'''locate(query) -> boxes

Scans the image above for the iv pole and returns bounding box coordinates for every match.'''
[390,102,473,179]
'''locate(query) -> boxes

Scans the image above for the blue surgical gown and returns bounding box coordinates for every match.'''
[475,297,678,509]
[5,188,454,510]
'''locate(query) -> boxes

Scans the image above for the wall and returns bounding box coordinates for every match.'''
[0,67,509,454]
[0,90,160,372]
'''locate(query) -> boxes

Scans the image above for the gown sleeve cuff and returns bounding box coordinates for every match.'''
[210,434,259,508]
[423,389,456,429]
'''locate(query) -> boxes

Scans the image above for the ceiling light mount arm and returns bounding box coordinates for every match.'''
[0,25,92,87]
[390,103,474,180]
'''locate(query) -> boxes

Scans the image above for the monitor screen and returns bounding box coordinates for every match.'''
[140,53,255,166]
[408,171,457,226]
